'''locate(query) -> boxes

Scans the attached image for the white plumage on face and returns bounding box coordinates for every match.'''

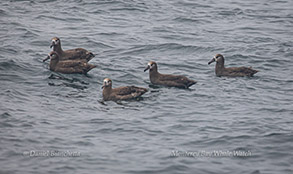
[214,56,218,62]
[51,38,59,45]
[48,52,58,60]
[214,54,223,62]
[148,61,156,69]
[144,61,157,72]
[51,53,57,59]
[103,78,112,87]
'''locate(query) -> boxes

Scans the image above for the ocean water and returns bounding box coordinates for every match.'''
[0,0,293,173]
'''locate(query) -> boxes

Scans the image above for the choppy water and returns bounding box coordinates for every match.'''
[1,0,293,173]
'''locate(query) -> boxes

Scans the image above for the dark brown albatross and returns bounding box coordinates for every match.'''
[144,61,196,89]
[102,78,147,101]
[47,51,96,74]
[208,54,258,77]
[43,37,95,62]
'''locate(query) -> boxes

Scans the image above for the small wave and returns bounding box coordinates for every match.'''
[0,112,11,118]
[74,140,95,147]
[47,74,91,90]
[127,164,190,174]
[0,59,26,78]
[173,16,211,24]
[83,39,114,49]
[0,47,18,55]
[217,8,244,16]
[110,7,147,13]
[48,82,88,90]
[35,15,66,22]
[120,43,200,55]
[48,74,89,84]
[81,0,124,6]
[0,9,7,16]
[174,1,212,8]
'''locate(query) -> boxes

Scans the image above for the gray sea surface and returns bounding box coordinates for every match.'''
[0,0,293,173]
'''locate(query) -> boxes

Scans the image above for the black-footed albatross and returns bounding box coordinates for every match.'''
[43,37,95,62]
[208,54,258,77]
[102,78,148,101]
[144,61,196,89]
[47,51,96,74]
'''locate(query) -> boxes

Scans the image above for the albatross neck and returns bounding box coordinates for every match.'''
[53,42,63,54]
[103,86,112,96]
[149,67,159,75]
[49,59,59,71]
[149,68,159,80]
[215,62,225,75]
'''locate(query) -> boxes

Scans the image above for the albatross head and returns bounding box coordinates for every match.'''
[144,61,157,72]
[50,37,60,48]
[208,54,224,65]
[48,51,59,60]
[102,78,112,89]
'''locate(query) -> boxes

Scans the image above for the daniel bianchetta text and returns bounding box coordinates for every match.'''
[170,150,252,157]
[23,150,81,157]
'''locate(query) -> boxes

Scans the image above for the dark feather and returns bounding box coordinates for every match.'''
[103,85,148,101]
[154,73,196,88]
[50,57,96,74]
[223,67,258,77]
[61,48,95,62]
[114,86,148,96]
